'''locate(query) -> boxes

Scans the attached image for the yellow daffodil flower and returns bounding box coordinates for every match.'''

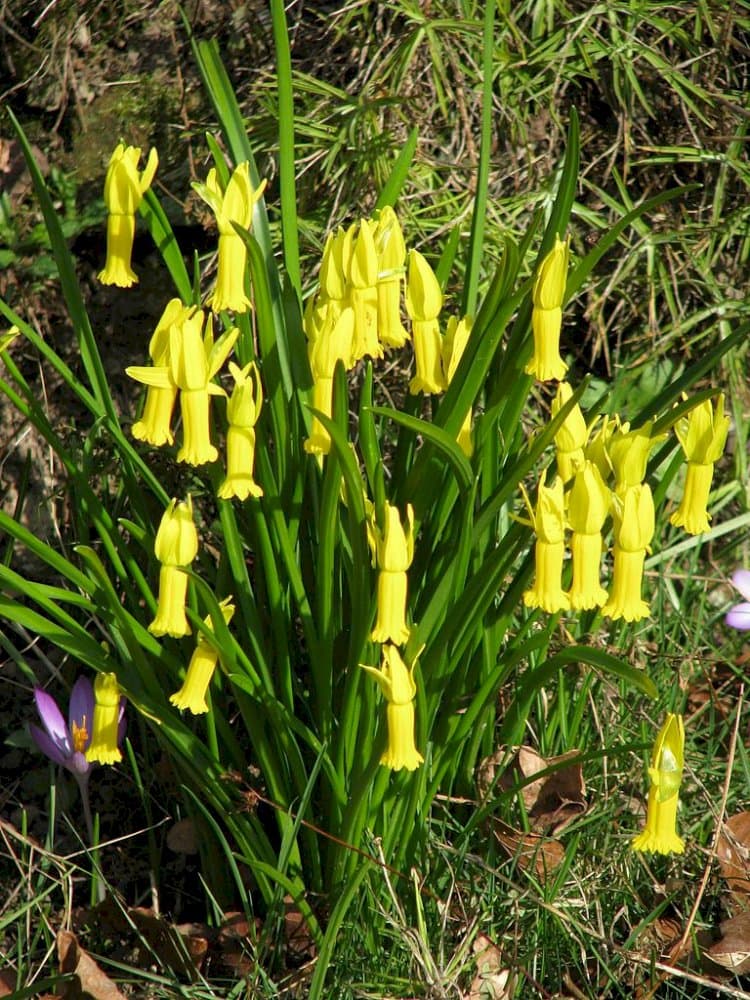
[149,497,199,638]
[584,414,618,481]
[522,472,570,613]
[568,461,610,610]
[129,298,189,447]
[607,419,666,491]
[552,381,588,482]
[632,713,685,855]
[170,597,235,714]
[442,315,474,457]
[86,672,123,765]
[361,645,423,771]
[525,234,569,382]
[371,502,415,645]
[374,206,409,350]
[218,362,264,500]
[348,219,383,362]
[670,394,730,535]
[304,307,355,456]
[406,249,444,395]
[601,483,654,622]
[193,162,267,314]
[98,143,158,287]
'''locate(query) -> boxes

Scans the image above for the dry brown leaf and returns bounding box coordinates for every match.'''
[717,812,750,903]
[492,818,565,878]
[465,933,512,999]
[57,930,126,1000]
[284,893,317,963]
[705,912,750,974]
[166,817,199,854]
[0,970,16,997]
[216,911,259,976]
[129,906,204,979]
[478,746,586,834]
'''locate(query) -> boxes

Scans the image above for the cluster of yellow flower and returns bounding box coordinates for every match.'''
[522,236,730,624]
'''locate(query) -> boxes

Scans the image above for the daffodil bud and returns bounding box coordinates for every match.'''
[551,382,587,482]
[524,234,569,382]
[568,461,610,610]
[522,473,570,613]
[601,484,654,622]
[670,395,730,534]
[608,420,665,490]
[98,143,158,287]
[150,497,199,638]
[361,645,423,771]
[406,250,444,394]
[632,713,685,855]
[170,598,235,713]
[442,315,474,456]
[371,503,415,645]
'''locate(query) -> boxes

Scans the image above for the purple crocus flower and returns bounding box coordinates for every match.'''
[726,569,750,631]
[30,676,95,778]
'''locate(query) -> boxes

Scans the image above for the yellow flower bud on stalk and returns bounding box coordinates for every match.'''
[149,497,199,638]
[86,673,123,765]
[607,420,666,491]
[304,308,355,456]
[374,207,409,350]
[130,298,189,447]
[371,503,415,645]
[406,250,444,395]
[567,461,610,610]
[192,162,267,314]
[632,713,685,855]
[98,144,158,287]
[522,473,570,613]
[524,234,569,382]
[551,382,587,482]
[361,645,423,772]
[348,219,383,362]
[442,315,474,457]
[218,362,264,500]
[601,483,654,622]
[170,598,235,714]
[669,395,730,535]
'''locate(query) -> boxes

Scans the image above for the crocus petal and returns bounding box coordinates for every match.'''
[68,677,94,746]
[731,569,750,602]
[29,722,69,766]
[726,602,750,631]
[33,687,71,754]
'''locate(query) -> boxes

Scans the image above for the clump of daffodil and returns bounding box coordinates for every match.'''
[568,461,610,610]
[374,206,409,350]
[218,362,264,500]
[371,502,415,645]
[193,162,267,314]
[170,597,235,714]
[149,497,199,638]
[670,394,730,535]
[522,472,570,613]
[601,483,654,622]
[348,219,383,363]
[98,143,159,287]
[86,673,124,765]
[442,314,474,457]
[525,234,569,382]
[551,381,588,482]
[406,249,445,395]
[361,645,423,771]
[632,713,685,855]
[607,419,666,492]
[304,307,355,456]
[129,298,190,447]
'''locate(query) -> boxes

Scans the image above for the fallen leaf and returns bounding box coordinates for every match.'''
[478,746,586,834]
[706,912,750,974]
[716,812,750,902]
[57,930,126,1000]
[492,818,565,879]
[166,817,199,854]
[284,894,317,964]
[466,933,512,999]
